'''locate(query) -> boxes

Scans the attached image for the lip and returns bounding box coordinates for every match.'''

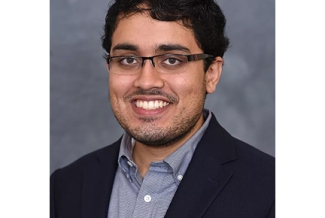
[130,95,172,116]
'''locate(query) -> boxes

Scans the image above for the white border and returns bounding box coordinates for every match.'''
[276,0,325,217]
[0,1,49,217]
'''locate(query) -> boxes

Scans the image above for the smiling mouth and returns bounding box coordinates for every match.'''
[135,100,170,110]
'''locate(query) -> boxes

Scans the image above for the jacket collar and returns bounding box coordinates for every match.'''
[80,139,121,218]
[165,113,237,218]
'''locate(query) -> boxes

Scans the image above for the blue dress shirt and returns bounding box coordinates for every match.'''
[107,110,212,218]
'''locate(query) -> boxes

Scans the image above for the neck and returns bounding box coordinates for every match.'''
[132,114,204,178]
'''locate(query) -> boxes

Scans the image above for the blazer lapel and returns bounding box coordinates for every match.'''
[165,114,237,218]
[81,141,120,218]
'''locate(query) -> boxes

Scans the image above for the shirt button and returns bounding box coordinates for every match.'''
[177,174,183,181]
[144,195,152,202]
[127,161,133,167]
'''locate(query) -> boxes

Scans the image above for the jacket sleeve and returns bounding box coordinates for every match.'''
[50,170,58,218]
[266,200,275,218]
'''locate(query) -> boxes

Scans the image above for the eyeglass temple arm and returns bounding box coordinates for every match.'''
[187,54,214,61]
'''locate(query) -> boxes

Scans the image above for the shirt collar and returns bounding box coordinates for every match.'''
[117,109,212,184]
[163,109,211,178]
[118,133,136,174]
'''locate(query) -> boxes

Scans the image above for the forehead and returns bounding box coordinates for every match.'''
[110,13,202,54]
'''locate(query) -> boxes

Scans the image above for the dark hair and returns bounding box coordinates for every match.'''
[101,0,229,70]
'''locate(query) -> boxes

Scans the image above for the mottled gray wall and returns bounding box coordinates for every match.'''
[50,0,275,174]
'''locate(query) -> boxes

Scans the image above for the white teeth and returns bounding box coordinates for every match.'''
[135,100,170,110]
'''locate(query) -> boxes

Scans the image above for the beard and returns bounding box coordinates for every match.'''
[111,97,206,148]
[119,108,202,147]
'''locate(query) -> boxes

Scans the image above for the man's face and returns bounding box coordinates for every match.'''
[108,13,222,147]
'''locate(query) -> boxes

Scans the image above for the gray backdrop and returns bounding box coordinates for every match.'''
[50,0,275,174]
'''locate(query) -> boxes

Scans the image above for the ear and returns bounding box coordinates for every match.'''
[205,56,223,94]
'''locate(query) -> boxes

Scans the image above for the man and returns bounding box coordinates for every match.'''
[50,0,275,217]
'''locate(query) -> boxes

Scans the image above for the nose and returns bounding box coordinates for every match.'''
[133,59,164,90]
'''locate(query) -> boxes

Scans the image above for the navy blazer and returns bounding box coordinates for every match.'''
[50,114,275,218]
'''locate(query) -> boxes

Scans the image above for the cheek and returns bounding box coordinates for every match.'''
[166,72,206,97]
[109,75,133,97]
[108,77,126,110]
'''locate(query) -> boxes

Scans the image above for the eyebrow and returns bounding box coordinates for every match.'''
[112,43,139,52]
[111,43,191,54]
[156,44,190,53]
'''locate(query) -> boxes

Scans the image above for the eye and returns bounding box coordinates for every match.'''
[162,57,182,66]
[119,57,138,65]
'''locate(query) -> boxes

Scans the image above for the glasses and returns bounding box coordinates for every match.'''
[106,53,214,74]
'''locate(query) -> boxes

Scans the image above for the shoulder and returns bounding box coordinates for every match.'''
[233,137,275,168]
[219,136,275,200]
[200,114,275,211]
[202,126,275,216]
[50,140,121,217]
[229,137,275,187]
[223,138,275,216]
[51,139,121,180]
[205,113,274,171]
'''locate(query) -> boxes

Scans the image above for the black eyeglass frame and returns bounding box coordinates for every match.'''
[106,53,214,67]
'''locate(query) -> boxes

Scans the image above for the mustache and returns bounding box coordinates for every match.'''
[123,89,178,103]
